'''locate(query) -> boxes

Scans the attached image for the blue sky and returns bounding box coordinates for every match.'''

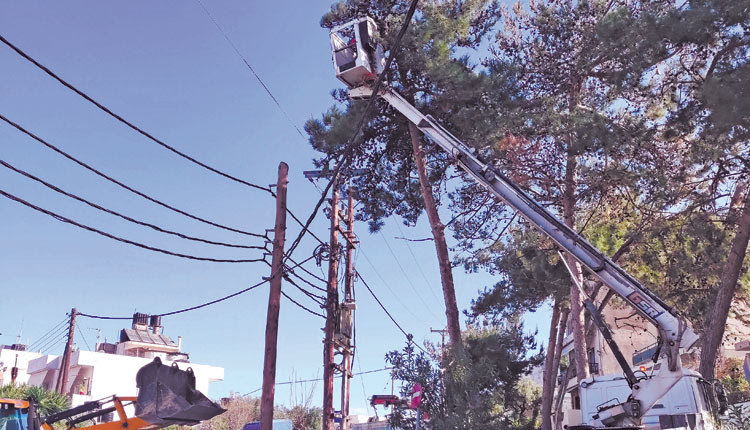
[0,0,550,416]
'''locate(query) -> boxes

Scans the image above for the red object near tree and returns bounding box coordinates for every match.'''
[410,383,422,409]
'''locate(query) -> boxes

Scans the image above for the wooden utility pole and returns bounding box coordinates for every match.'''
[322,184,340,430]
[340,192,356,430]
[55,308,76,394]
[260,162,289,430]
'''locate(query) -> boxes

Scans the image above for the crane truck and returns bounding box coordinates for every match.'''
[328,17,728,430]
[0,357,224,430]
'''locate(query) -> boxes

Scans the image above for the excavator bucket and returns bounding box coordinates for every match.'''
[135,357,225,427]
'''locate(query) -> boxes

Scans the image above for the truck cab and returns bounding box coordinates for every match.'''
[572,369,725,430]
[0,399,32,430]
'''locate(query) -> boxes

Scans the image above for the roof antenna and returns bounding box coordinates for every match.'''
[15,318,24,345]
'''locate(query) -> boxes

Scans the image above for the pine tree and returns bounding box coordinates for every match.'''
[309,0,502,348]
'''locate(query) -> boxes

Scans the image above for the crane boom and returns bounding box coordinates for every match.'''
[348,85,708,425]
[329,17,720,425]
[350,85,699,358]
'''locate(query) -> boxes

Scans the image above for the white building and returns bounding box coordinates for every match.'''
[2,313,223,409]
[0,345,42,387]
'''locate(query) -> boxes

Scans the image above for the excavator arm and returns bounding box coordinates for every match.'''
[32,358,224,430]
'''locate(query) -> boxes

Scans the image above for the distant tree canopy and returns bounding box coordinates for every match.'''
[385,321,543,430]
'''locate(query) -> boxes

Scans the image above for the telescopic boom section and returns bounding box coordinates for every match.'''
[348,86,699,360]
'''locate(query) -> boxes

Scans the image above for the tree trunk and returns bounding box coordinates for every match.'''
[563,153,589,381]
[408,122,462,347]
[553,307,571,430]
[699,185,750,379]
[541,300,562,430]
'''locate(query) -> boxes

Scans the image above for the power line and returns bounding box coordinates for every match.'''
[356,354,372,415]
[29,324,69,352]
[353,311,372,416]
[394,221,443,304]
[379,232,442,320]
[0,159,267,250]
[78,278,269,320]
[77,254,320,321]
[244,367,393,395]
[284,263,327,293]
[194,0,306,139]
[281,290,325,319]
[28,316,69,350]
[0,188,264,263]
[193,0,329,249]
[0,34,272,194]
[358,248,423,322]
[355,271,428,355]
[0,113,265,239]
[76,325,91,351]
[41,337,67,355]
[284,273,327,303]
[0,31,324,250]
[287,256,327,284]
[35,320,70,354]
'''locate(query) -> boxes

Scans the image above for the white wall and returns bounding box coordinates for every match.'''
[24,349,223,409]
[0,349,43,386]
[72,349,224,401]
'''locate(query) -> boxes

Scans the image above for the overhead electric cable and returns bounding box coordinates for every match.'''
[76,325,91,350]
[283,0,420,259]
[78,278,269,320]
[192,1,328,248]
[281,290,325,319]
[244,367,393,395]
[28,317,69,350]
[41,338,66,355]
[356,353,372,416]
[30,325,69,352]
[35,324,69,354]
[394,221,443,304]
[284,263,327,292]
[194,0,306,139]
[283,275,326,304]
[287,256,327,284]
[0,34,272,194]
[355,271,428,354]
[0,188,264,263]
[0,114,265,239]
[379,232,442,319]
[358,248,422,321]
[0,159,267,250]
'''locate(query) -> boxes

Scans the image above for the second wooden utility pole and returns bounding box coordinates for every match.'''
[322,185,340,430]
[260,162,289,430]
[340,192,356,430]
[55,308,76,394]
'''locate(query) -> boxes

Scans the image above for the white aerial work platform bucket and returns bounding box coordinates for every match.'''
[329,17,385,88]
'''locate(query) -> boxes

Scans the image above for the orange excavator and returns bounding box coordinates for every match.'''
[0,358,225,430]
